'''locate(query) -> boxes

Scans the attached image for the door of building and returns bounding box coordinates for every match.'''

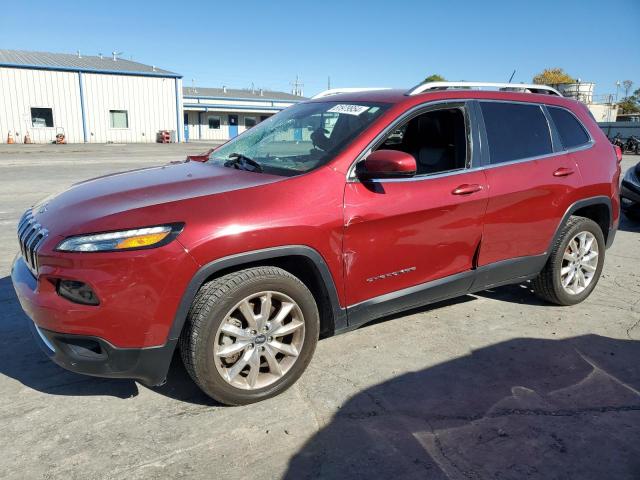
[228,115,238,138]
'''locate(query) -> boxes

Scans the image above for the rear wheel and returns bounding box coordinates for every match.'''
[180,266,319,405]
[531,216,605,306]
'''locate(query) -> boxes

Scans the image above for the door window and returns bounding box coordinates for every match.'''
[480,102,552,164]
[376,107,469,175]
[547,106,590,149]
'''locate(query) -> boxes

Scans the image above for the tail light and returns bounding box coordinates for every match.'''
[614,145,623,164]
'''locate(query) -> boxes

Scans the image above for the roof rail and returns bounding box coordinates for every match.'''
[312,87,392,99]
[406,82,562,97]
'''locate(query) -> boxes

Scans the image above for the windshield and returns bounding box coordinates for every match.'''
[209,101,388,176]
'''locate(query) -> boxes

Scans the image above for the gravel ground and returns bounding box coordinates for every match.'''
[0,144,638,479]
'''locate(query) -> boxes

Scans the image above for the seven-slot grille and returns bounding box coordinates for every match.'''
[17,209,49,276]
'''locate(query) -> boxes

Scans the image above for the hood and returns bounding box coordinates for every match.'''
[32,161,283,235]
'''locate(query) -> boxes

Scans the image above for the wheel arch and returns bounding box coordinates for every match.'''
[168,246,346,343]
[548,196,614,254]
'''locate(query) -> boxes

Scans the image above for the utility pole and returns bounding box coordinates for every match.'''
[291,75,304,97]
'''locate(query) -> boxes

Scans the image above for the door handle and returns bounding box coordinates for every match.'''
[452,184,483,195]
[553,167,575,177]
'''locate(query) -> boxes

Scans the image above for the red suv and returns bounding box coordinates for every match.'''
[12,82,621,405]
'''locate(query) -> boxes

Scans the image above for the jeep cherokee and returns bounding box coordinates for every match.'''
[12,82,621,405]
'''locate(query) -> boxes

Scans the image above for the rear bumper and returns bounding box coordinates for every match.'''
[12,254,176,386]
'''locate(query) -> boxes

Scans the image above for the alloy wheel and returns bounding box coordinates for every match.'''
[560,231,599,295]
[213,291,305,390]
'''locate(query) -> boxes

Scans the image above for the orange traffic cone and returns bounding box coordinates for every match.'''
[24,132,32,144]
[7,131,15,144]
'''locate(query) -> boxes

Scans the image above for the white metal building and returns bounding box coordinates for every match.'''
[0,49,183,144]
[182,87,304,142]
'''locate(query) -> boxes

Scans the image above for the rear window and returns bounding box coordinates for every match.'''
[480,102,553,164]
[548,106,590,149]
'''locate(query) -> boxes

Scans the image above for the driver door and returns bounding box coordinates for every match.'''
[343,102,488,321]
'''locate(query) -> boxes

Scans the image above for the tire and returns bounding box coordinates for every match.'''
[531,216,605,306]
[179,266,319,405]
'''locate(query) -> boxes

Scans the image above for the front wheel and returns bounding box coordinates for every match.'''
[531,216,605,306]
[179,266,319,405]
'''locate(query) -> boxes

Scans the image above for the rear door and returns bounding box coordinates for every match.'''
[476,100,582,271]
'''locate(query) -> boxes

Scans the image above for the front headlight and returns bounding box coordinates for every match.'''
[56,224,184,252]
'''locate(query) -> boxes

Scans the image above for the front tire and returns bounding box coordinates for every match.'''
[179,266,319,405]
[531,216,605,306]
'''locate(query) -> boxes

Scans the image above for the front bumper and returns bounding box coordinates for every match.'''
[28,322,176,386]
[11,246,196,385]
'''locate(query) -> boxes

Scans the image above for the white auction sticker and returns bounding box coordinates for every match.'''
[327,104,370,116]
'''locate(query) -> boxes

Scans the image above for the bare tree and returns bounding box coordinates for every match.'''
[623,80,633,98]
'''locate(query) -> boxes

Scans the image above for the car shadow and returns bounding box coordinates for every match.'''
[475,281,549,306]
[285,334,640,480]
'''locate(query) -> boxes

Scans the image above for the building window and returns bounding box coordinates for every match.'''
[208,115,221,129]
[109,110,129,129]
[244,117,257,128]
[31,108,53,127]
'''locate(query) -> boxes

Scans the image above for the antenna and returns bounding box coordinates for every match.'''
[111,51,123,61]
[508,69,516,83]
[290,75,304,97]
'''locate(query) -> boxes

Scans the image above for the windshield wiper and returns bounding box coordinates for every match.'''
[224,153,263,173]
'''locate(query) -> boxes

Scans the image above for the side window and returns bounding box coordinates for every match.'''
[208,115,221,129]
[376,107,468,175]
[547,106,590,149]
[109,110,129,129]
[480,102,552,164]
[244,117,257,129]
[31,107,53,127]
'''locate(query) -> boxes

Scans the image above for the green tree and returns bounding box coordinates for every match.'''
[423,74,446,83]
[618,96,640,114]
[532,68,575,85]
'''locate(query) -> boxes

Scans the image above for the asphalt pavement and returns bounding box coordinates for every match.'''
[0,144,638,479]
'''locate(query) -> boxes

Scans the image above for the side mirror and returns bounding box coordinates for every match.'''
[356,150,416,180]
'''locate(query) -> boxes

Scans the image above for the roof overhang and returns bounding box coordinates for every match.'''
[0,62,182,78]
[183,103,288,113]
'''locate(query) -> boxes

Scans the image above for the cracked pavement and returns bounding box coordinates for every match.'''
[0,145,638,479]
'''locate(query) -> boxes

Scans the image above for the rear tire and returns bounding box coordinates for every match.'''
[179,266,319,405]
[531,216,605,306]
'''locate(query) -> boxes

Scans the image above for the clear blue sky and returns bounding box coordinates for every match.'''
[1,0,638,97]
